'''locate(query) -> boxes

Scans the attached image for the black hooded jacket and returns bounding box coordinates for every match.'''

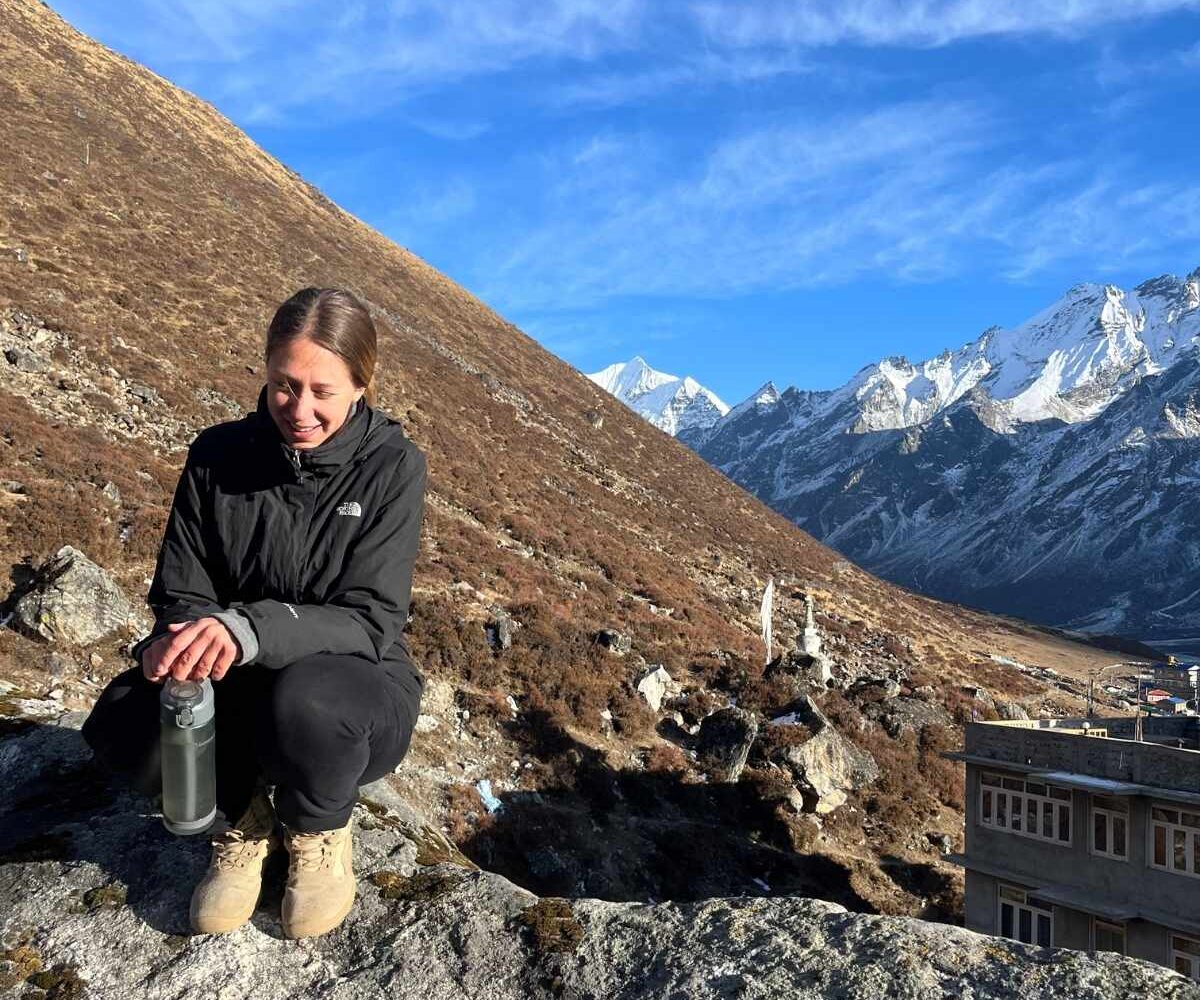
[134,387,427,684]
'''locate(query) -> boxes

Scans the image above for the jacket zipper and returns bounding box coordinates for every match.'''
[290,449,307,602]
[290,448,320,602]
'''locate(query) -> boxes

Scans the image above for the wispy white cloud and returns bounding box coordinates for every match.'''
[61,0,651,123]
[691,0,1200,49]
[473,101,1200,312]
[544,51,819,109]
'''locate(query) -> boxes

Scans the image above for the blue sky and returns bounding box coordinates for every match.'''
[49,1,1200,405]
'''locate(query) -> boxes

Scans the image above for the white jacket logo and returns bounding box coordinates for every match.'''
[336,501,362,517]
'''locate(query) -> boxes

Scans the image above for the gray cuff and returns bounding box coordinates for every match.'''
[213,609,260,666]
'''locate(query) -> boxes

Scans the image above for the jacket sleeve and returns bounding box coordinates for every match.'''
[131,441,226,663]
[238,445,427,669]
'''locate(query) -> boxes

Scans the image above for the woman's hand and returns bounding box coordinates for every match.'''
[141,618,239,684]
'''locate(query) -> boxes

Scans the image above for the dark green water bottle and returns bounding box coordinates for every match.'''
[159,678,216,835]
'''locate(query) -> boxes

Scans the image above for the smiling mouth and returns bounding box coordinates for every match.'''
[289,422,321,434]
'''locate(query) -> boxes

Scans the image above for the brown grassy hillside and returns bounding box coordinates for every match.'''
[0,0,1138,916]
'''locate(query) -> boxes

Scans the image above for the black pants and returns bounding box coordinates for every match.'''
[81,653,423,832]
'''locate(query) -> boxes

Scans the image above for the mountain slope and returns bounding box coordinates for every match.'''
[687,273,1200,642]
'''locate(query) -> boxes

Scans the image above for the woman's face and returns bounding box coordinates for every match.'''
[265,336,365,450]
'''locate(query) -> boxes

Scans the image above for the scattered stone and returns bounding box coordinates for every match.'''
[694,707,758,782]
[584,409,603,429]
[927,832,954,854]
[126,383,160,406]
[88,652,103,669]
[414,714,440,734]
[997,700,1031,722]
[767,647,833,690]
[962,686,996,710]
[852,677,902,701]
[1,480,26,495]
[45,653,72,679]
[486,610,514,651]
[635,665,679,713]
[100,481,121,505]
[865,696,954,739]
[11,546,136,646]
[4,346,47,372]
[0,245,28,264]
[596,628,631,655]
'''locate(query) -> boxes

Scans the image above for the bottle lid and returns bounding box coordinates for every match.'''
[160,676,216,727]
[170,681,201,701]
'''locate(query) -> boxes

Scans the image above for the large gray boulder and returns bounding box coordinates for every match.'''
[0,706,1194,999]
[778,697,880,815]
[10,546,140,646]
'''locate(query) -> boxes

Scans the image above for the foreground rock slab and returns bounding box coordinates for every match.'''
[0,710,1195,1000]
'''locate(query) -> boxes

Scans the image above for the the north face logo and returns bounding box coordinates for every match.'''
[336,501,362,517]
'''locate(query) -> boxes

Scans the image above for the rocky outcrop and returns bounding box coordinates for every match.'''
[693,707,757,782]
[8,546,143,646]
[0,706,1192,999]
[774,696,880,815]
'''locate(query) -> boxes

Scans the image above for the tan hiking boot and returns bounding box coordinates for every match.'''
[189,789,279,934]
[281,819,356,939]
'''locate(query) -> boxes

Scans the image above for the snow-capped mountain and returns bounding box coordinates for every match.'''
[588,356,729,437]
[678,268,1200,645]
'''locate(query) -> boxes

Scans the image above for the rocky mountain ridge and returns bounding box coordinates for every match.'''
[669,270,1200,642]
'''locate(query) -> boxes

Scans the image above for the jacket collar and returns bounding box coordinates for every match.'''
[253,385,372,473]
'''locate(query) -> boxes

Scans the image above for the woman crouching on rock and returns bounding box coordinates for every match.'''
[82,287,428,939]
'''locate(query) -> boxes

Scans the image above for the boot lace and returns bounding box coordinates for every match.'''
[212,826,271,872]
[288,831,341,874]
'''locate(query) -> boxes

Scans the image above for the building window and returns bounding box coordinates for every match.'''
[998,884,1052,947]
[1149,805,1200,878]
[1172,936,1200,982]
[980,772,1072,845]
[1091,795,1129,861]
[1093,919,1126,955]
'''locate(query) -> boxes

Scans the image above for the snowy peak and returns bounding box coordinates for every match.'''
[726,381,781,420]
[589,355,677,399]
[838,267,1200,434]
[587,356,729,437]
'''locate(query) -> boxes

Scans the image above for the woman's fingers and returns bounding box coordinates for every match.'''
[210,642,237,682]
[169,630,214,682]
[190,634,224,682]
[142,633,176,682]
[158,621,206,676]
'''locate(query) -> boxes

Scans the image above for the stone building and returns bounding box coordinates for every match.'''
[946,716,1200,980]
